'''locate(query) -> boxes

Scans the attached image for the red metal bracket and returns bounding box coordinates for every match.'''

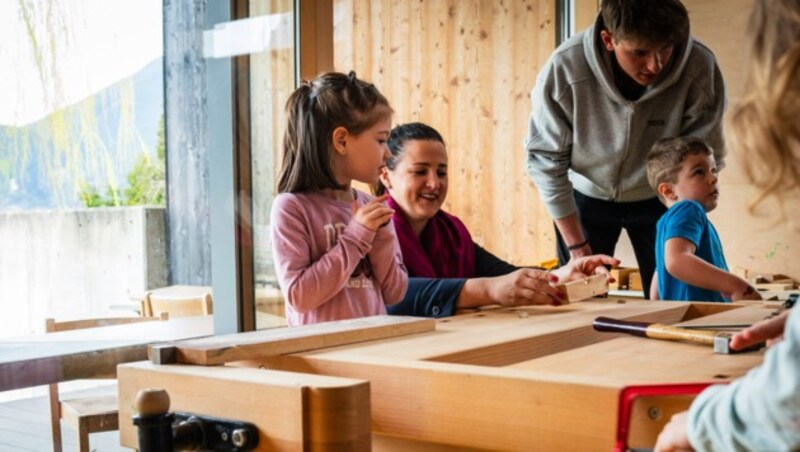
[615,382,722,451]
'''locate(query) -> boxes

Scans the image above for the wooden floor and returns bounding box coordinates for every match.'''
[0,394,128,452]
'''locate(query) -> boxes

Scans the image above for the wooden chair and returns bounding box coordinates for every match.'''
[46,314,167,452]
[142,290,213,318]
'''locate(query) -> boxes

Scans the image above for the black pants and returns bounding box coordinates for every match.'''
[555,191,666,299]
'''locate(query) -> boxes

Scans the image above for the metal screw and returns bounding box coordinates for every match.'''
[232,429,248,447]
[648,406,661,420]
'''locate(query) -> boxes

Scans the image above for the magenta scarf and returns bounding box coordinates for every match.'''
[388,197,476,278]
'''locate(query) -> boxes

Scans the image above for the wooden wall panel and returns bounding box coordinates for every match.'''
[574,0,600,31]
[334,0,557,264]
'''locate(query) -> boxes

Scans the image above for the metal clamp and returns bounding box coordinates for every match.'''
[133,389,259,452]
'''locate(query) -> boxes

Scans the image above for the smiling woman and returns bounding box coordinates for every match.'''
[374,122,618,317]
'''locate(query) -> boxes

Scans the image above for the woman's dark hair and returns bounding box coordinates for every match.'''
[373,122,445,195]
[278,71,392,193]
[600,0,689,46]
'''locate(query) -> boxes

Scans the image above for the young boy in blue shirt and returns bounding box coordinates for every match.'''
[646,136,760,302]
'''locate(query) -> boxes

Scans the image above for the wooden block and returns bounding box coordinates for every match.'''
[609,267,636,290]
[750,273,795,285]
[557,274,609,302]
[628,271,643,291]
[118,362,371,451]
[751,290,799,303]
[162,315,435,366]
[755,283,795,291]
[763,300,786,309]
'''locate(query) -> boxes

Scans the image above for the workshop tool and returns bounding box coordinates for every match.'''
[681,297,797,331]
[133,388,259,451]
[679,323,751,330]
[592,316,762,354]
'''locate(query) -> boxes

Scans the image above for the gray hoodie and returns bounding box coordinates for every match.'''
[524,15,726,219]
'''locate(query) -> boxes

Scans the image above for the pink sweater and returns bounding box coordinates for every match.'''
[270,190,408,326]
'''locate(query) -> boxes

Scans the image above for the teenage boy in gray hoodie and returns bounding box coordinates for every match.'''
[524,0,726,298]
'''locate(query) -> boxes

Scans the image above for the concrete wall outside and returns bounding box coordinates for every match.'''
[0,206,167,338]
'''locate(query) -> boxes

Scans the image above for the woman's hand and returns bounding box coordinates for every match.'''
[550,254,620,283]
[352,194,394,231]
[654,411,692,452]
[730,309,789,350]
[487,268,566,307]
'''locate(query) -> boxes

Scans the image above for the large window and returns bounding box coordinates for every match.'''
[0,0,165,336]
[0,0,164,402]
[1,0,329,340]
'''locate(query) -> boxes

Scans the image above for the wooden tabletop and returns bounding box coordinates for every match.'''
[0,312,287,392]
[211,300,773,450]
[0,316,213,392]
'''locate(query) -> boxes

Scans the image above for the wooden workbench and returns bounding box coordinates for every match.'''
[118,300,772,451]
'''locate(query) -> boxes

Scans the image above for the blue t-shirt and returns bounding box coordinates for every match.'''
[655,200,729,302]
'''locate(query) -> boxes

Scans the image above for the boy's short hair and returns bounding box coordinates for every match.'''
[647,136,714,191]
[601,0,689,46]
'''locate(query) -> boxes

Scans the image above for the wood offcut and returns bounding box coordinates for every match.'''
[153,315,435,366]
[557,273,610,302]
